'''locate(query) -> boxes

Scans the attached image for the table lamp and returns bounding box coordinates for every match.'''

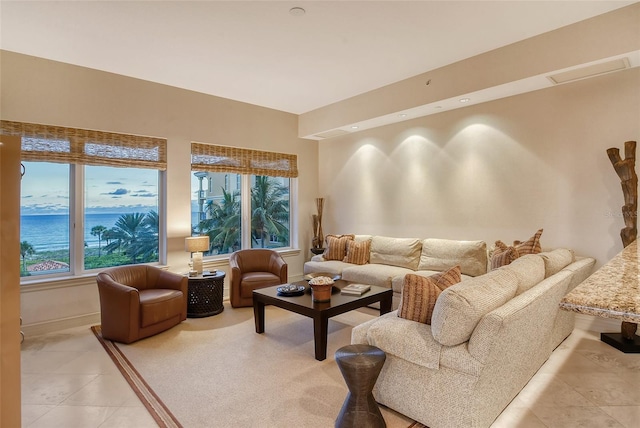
[185,235,210,275]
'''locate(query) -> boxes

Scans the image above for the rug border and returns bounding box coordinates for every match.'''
[91,325,183,428]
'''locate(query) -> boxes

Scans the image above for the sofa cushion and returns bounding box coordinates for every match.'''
[502,254,545,295]
[303,260,353,276]
[342,264,414,288]
[323,234,354,261]
[398,266,462,324]
[431,268,518,346]
[539,248,575,278]
[343,239,371,265]
[370,236,422,270]
[418,238,487,277]
[365,311,442,370]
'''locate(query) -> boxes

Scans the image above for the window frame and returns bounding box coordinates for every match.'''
[190,142,299,259]
[2,120,168,283]
[19,162,166,283]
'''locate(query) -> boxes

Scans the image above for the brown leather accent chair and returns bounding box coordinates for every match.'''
[96,265,188,344]
[229,249,288,308]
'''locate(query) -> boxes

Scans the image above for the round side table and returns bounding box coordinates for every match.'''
[335,344,387,428]
[186,271,225,318]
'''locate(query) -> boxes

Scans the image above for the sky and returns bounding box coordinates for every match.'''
[20,162,158,215]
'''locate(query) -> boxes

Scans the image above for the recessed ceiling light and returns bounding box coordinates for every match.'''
[289,7,305,16]
[351,126,359,129]
[459,98,471,103]
[398,114,407,118]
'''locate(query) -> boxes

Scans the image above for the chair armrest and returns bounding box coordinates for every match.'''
[157,269,188,295]
[269,253,288,284]
[96,273,140,309]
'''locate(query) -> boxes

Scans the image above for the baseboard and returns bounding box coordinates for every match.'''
[21,313,101,338]
[574,313,622,333]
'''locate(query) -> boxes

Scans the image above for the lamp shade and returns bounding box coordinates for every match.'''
[185,236,210,253]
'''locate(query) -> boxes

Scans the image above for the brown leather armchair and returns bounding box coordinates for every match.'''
[96,265,188,344]
[229,249,288,308]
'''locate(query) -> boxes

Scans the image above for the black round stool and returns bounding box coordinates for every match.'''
[335,344,386,428]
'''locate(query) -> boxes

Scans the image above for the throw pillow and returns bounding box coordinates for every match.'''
[490,229,544,269]
[343,239,371,265]
[514,228,543,255]
[490,241,519,269]
[398,266,462,325]
[323,234,354,261]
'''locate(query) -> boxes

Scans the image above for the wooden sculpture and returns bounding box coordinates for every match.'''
[607,141,638,248]
[312,198,324,250]
[607,140,638,340]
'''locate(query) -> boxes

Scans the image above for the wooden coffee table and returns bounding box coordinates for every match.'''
[253,280,392,361]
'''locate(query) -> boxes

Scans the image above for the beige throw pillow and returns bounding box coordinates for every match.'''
[343,239,371,265]
[398,266,462,325]
[323,234,354,261]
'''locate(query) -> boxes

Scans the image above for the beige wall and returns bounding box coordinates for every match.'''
[318,67,640,267]
[0,50,318,330]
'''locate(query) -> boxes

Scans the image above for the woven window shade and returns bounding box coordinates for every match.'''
[0,120,167,170]
[191,142,298,178]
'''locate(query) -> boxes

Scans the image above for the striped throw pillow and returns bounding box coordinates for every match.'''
[323,234,355,261]
[491,229,543,269]
[343,239,371,265]
[514,228,543,255]
[491,241,519,269]
[398,266,462,324]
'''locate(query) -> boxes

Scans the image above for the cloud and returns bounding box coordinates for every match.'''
[105,188,129,196]
[131,190,157,198]
[106,181,123,185]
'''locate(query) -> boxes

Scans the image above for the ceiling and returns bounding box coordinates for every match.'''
[0,1,635,115]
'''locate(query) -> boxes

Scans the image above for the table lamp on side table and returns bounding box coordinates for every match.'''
[185,235,210,275]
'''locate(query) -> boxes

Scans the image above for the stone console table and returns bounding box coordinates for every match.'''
[560,240,640,353]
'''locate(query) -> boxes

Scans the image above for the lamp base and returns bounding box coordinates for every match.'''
[192,252,204,275]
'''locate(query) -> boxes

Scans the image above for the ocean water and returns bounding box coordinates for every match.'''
[20,213,128,252]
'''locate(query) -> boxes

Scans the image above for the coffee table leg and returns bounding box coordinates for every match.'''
[380,293,392,315]
[254,299,265,333]
[313,313,329,361]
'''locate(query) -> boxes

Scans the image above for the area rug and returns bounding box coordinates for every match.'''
[92,304,423,427]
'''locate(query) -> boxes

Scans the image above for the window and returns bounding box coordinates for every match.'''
[2,120,166,279]
[190,143,297,256]
[191,172,242,255]
[20,162,71,275]
[250,175,290,249]
[84,165,159,270]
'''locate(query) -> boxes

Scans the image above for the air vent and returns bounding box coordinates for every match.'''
[548,58,630,84]
[313,129,351,139]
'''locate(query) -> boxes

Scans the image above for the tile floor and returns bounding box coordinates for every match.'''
[21,324,640,427]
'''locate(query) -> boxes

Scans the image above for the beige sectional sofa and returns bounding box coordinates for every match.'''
[304,234,595,427]
[304,235,489,309]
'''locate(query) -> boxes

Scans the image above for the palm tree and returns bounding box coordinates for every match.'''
[105,213,153,264]
[90,225,107,257]
[140,210,159,261]
[251,176,289,248]
[197,188,241,254]
[20,241,35,273]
